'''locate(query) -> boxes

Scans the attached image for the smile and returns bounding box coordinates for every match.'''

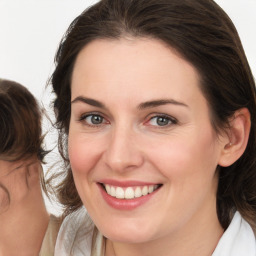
[102,184,161,200]
[98,181,162,210]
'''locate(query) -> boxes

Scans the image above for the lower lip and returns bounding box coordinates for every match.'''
[98,184,160,210]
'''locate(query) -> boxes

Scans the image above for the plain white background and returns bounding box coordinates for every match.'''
[0,0,255,214]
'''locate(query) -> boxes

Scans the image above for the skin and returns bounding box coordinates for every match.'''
[0,157,49,256]
[69,38,231,256]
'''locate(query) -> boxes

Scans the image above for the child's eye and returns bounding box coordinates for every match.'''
[147,115,177,127]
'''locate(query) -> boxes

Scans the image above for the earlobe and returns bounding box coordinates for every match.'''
[218,108,251,167]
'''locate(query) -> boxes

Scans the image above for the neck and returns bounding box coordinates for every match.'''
[0,159,49,256]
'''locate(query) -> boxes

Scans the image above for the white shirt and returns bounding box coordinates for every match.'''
[55,207,256,256]
[212,211,256,255]
[39,215,62,256]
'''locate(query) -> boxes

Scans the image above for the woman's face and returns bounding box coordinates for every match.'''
[69,38,225,243]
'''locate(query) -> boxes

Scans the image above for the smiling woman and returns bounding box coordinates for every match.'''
[50,0,256,255]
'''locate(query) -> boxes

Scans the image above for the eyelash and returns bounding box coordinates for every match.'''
[145,114,178,128]
[78,113,109,128]
[78,113,178,128]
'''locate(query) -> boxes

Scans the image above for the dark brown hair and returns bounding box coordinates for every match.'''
[0,79,48,205]
[0,79,47,161]
[50,0,256,230]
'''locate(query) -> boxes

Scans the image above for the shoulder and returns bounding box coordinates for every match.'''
[39,214,62,256]
[54,207,95,256]
[212,211,256,256]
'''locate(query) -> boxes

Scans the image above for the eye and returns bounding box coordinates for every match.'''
[147,115,177,127]
[87,115,103,125]
[79,114,108,126]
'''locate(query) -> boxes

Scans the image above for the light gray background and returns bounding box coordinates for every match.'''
[0,0,255,214]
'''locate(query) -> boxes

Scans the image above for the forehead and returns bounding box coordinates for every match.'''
[71,38,204,106]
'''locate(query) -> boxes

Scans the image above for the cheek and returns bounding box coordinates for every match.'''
[146,132,220,222]
[147,129,220,183]
[68,135,87,174]
[68,133,105,176]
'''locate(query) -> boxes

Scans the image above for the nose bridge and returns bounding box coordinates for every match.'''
[104,122,143,172]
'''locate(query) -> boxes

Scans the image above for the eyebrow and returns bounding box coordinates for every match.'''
[71,96,188,110]
[138,99,189,110]
[71,96,106,109]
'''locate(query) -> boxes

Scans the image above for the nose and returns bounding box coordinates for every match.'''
[103,125,144,172]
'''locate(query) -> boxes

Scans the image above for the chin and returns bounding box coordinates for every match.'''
[98,220,157,244]
[105,232,152,244]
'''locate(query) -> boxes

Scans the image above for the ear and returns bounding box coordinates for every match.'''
[218,108,251,167]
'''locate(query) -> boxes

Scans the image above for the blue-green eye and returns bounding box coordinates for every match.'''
[148,115,176,127]
[81,114,105,125]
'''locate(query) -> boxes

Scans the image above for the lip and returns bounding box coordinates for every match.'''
[97,180,161,210]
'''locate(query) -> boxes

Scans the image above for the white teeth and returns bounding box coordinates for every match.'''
[106,184,111,194]
[116,187,125,199]
[134,187,142,198]
[125,187,134,199]
[104,184,159,200]
[142,186,148,196]
[110,186,116,197]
